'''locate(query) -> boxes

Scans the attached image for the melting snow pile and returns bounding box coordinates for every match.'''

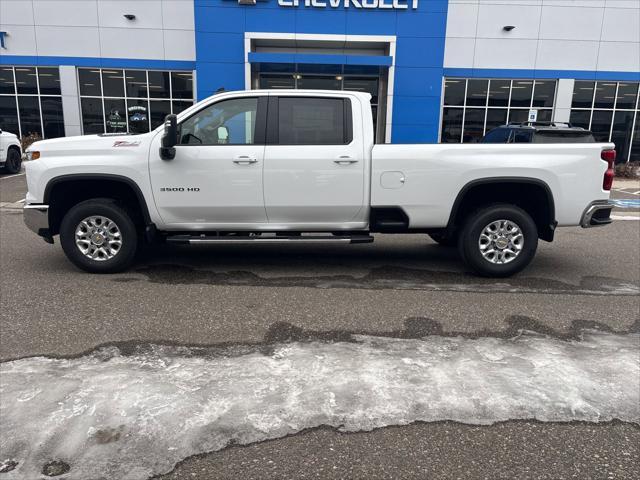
[1,331,639,479]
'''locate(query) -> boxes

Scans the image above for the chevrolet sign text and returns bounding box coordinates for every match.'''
[278,0,419,9]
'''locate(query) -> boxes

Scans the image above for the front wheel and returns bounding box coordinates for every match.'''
[59,199,138,273]
[4,148,22,174]
[458,204,538,277]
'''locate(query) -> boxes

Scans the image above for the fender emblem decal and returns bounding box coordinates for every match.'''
[113,141,141,147]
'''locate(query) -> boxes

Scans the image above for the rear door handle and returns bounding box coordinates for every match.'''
[233,155,258,165]
[334,156,358,165]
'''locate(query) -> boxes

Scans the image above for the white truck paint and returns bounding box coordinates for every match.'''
[23,90,616,276]
[0,130,22,174]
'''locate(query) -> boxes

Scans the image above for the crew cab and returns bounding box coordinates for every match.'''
[23,89,616,277]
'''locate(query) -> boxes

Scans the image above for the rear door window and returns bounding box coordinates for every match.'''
[276,97,351,145]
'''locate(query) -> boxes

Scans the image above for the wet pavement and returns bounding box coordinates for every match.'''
[1,174,639,479]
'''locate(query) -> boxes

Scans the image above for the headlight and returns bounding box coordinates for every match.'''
[26,151,41,161]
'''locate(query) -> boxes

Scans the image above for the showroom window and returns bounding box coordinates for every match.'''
[570,81,639,163]
[440,79,556,143]
[78,68,194,135]
[0,66,65,139]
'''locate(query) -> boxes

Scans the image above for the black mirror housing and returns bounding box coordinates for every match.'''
[160,114,178,160]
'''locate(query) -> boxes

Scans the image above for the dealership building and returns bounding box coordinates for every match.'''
[0,0,638,162]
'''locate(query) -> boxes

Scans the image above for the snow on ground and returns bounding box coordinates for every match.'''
[1,331,638,479]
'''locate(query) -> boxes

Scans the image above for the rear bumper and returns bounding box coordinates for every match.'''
[23,204,53,243]
[580,200,614,228]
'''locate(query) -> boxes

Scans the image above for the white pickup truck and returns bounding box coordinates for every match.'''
[23,89,616,276]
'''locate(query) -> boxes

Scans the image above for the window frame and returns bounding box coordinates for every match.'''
[570,80,640,163]
[175,96,268,146]
[77,67,195,135]
[0,65,64,139]
[266,96,354,146]
[440,78,557,144]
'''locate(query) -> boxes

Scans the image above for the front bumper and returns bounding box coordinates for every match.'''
[580,200,614,228]
[23,204,53,243]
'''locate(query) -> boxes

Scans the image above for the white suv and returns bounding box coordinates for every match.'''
[0,129,22,174]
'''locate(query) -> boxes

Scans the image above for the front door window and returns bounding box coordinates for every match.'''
[179,97,258,146]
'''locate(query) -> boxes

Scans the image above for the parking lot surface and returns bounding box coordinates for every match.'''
[1,172,638,479]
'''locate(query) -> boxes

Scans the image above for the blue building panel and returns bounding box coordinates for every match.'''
[344,10,399,36]
[195,6,247,33]
[396,12,447,38]
[393,96,441,125]
[196,62,246,97]
[392,123,440,143]
[394,67,443,97]
[296,9,347,34]
[246,8,294,32]
[194,0,450,143]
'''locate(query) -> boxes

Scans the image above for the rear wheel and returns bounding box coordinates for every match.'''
[4,148,22,174]
[60,199,138,273]
[458,204,538,277]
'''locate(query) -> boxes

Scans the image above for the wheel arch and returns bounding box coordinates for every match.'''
[44,174,152,236]
[7,144,21,154]
[446,177,557,242]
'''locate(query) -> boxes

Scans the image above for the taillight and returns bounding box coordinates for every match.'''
[601,149,616,191]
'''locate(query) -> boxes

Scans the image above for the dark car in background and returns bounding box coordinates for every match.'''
[482,122,596,144]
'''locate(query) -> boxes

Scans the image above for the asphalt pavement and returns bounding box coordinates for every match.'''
[1,171,638,479]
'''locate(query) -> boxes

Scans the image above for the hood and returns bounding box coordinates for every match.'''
[30,133,149,151]
[0,130,19,140]
[27,132,156,162]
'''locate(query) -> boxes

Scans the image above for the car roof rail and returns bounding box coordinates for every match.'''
[506,121,580,129]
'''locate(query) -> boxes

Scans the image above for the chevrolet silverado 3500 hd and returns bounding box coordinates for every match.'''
[23,90,616,276]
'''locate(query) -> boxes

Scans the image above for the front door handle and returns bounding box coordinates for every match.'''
[233,156,258,165]
[334,156,358,165]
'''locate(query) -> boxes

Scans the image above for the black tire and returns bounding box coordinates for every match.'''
[4,148,22,174]
[428,232,457,247]
[59,199,138,273]
[458,204,538,277]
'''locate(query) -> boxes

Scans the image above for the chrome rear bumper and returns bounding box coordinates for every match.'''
[580,201,614,228]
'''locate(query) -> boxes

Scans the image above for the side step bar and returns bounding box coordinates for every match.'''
[166,234,374,245]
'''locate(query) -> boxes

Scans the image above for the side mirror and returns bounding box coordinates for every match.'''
[160,114,178,160]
